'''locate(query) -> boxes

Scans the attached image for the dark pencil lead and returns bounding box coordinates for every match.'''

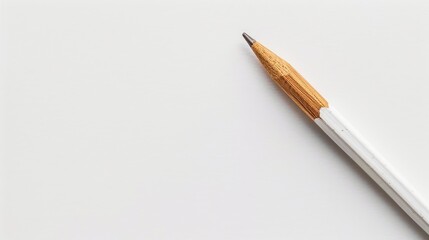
[242,32,255,46]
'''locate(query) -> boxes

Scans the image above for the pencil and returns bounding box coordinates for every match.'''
[242,32,429,234]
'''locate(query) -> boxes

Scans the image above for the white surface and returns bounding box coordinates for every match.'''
[316,107,429,234]
[1,0,429,239]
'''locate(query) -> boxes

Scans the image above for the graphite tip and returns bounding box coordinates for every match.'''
[242,32,255,46]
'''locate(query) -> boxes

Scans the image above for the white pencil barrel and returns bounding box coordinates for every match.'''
[315,107,429,234]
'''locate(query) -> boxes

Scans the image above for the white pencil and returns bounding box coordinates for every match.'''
[242,32,429,234]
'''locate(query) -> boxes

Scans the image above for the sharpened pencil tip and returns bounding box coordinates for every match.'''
[242,32,255,46]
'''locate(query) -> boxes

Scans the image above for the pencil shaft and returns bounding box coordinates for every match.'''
[316,107,429,233]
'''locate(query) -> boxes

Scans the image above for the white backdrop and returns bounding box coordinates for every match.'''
[1,0,429,239]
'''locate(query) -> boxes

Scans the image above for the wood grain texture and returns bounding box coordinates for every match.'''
[251,42,328,119]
